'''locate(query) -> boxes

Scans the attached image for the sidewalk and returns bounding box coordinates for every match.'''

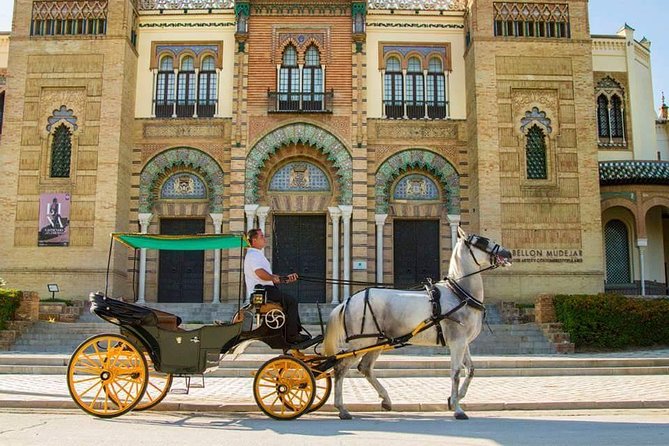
[1,351,669,413]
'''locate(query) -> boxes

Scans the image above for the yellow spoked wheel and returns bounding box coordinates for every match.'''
[67,334,148,418]
[133,356,173,411]
[308,372,332,413]
[253,355,316,420]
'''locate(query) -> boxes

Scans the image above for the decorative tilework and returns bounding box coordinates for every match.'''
[393,174,439,200]
[368,0,465,10]
[376,149,459,213]
[32,1,108,20]
[269,162,330,191]
[138,0,234,10]
[139,147,224,212]
[246,123,352,204]
[160,173,207,199]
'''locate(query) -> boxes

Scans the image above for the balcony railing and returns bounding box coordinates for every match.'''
[268,90,334,113]
[383,100,449,120]
[154,100,217,118]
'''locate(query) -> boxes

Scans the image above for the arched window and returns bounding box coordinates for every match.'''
[595,77,626,145]
[198,56,217,117]
[269,162,330,191]
[278,45,300,111]
[427,58,446,119]
[526,125,547,180]
[384,57,403,118]
[0,91,5,134]
[160,173,207,199]
[303,45,324,111]
[155,56,175,117]
[597,94,610,138]
[405,57,424,119]
[393,174,439,201]
[610,95,624,138]
[176,56,196,117]
[604,219,631,284]
[50,124,72,178]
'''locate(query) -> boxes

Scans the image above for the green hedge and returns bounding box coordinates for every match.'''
[554,293,669,349]
[0,289,22,331]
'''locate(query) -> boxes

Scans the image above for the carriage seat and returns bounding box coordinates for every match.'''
[150,309,184,331]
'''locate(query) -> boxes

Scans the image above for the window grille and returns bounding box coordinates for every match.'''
[604,220,631,284]
[526,125,547,179]
[50,124,72,178]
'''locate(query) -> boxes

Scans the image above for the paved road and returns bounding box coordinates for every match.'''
[1,409,668,446]
[2,373,669,413]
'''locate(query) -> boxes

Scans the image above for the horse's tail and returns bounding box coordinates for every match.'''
[323,303,346,357]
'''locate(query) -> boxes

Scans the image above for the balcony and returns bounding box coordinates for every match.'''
[154,101,217,118]
[384,100,449,120]
[268,90,334,113]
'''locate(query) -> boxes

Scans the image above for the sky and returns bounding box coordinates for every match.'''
[0,0,666,111]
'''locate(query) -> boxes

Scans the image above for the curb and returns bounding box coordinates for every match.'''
[2,400,669,413]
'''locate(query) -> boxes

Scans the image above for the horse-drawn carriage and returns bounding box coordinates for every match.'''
[67,230,512,421]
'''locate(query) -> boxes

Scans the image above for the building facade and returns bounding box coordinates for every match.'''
[0,0,666,304]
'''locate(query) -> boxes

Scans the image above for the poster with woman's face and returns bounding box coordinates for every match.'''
[38,193,70,246]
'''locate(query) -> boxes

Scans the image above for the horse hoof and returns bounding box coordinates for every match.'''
[339,412,353,420]
[381,401,392,411]
[454,412,469,420]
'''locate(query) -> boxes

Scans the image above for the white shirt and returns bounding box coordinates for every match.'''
[244,247,274,298]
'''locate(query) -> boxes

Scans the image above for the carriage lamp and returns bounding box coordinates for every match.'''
[47,283,59,301]
[251,288,266,306]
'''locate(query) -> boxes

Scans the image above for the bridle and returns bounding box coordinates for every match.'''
[453,234,509,281]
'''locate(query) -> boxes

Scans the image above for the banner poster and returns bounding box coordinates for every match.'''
[38,193,71,247]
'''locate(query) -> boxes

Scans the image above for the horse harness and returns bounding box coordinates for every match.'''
[341,279,487,347]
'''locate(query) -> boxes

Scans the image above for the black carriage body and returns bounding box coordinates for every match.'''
[90,293,242,375]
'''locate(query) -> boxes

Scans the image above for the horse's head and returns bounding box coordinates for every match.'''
[457,227,512,269]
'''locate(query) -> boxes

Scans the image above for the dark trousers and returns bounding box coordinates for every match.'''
[264,285,302,338]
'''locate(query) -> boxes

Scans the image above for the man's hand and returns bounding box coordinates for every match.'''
[285,273,298,283]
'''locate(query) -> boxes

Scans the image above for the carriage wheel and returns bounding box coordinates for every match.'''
[253,355,316,420]
[308,372,332,413]
[133,356,173,411]
[66,334,148,418]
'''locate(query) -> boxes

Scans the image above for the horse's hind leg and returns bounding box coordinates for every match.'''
[357,350,392,411]
[457,345,475,400]
[448,341,469,420]
[333,356,357,420]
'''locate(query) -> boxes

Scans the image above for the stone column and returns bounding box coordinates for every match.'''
[244,204,259,231]
[328,207,342,304]
[256,206,270,234]
[210,213,224,303]
[637,238,648,296]
[339,205,353,300]
[375,214,388,283]
[447,214,461,250]
[137,213,153,304]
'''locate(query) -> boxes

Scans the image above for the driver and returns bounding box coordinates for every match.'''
[244,228,310,344]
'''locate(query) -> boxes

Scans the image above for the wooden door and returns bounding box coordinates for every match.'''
[158,219,205,303]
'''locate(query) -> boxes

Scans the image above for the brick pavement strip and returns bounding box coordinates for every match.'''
[1,374,669,412]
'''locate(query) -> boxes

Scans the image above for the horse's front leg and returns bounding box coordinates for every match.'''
[357,351,392,411]
[333,356,357,420]
[448,342,469,420]
[457,345,475,400]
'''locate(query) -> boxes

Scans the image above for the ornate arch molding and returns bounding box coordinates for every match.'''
[139,147,224,213]
[245,123,352,204]
[375,149,460,213]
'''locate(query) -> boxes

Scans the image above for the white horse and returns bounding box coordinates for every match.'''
[323,228,512,420]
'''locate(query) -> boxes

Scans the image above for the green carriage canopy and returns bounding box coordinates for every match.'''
[112,233,248,251]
